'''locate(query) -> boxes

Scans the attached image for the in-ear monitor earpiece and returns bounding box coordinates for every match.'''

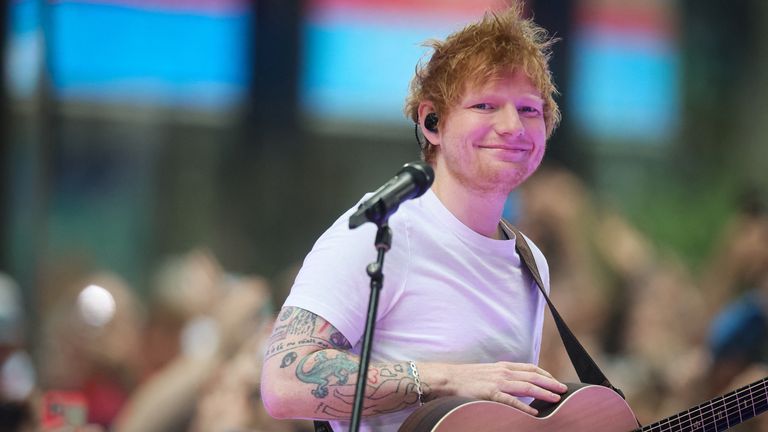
[424,112,439,132]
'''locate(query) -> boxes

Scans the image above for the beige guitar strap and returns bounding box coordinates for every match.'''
[501,220,625,399]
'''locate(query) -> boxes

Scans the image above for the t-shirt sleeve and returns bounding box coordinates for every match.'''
[282,203,411,349]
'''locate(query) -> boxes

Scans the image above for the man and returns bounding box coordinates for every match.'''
[261,5,567,431]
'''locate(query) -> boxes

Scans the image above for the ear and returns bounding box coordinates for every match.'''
[418,101,440,146]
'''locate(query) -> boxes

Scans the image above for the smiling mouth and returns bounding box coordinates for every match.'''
[479,145,534,162]
[482,146,532,152]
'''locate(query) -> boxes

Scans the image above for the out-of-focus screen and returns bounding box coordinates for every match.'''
[6,0,680,140]
[300,0,508,124]
[6,0,252,111]
[570,1,679,143]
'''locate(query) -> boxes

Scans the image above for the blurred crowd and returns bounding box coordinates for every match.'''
[0,164,767,431]
[0,250,313,432]
[520,165,768,431]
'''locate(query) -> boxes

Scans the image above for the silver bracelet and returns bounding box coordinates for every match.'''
[408,361,424,406]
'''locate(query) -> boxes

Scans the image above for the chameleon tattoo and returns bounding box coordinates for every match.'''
[296,351,359,398]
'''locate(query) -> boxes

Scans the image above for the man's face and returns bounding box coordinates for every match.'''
[433,69,547,195]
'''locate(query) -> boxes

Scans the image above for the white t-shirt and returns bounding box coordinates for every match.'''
[284,188,550,432]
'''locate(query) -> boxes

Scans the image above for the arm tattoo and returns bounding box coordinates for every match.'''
[265,306,352,361]
[265,307,424,417]
[296,351,358,398]
[279,352,298,368]
[308,354,423,418]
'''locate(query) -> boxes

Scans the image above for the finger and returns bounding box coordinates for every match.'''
[502,368,568,394]
[501,362,555,379]
[491,391,539,416]
[520,371,569,394]
[500,381,563,403]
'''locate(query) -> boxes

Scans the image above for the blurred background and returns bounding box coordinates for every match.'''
[1,0,767,430]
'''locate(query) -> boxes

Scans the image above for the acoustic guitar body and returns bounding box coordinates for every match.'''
[399,383,639,432]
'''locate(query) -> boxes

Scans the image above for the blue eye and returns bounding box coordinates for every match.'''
[519,106,542,116]
[471,103,494,110]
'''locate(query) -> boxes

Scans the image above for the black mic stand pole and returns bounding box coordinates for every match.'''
[349,222,392,432]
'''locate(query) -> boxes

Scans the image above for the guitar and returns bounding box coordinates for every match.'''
[399,377,767,431]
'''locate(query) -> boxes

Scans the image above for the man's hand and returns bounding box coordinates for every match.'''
[420,361,567,416]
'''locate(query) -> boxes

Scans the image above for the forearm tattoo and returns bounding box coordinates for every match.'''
[303,353,421,418]
[264,306,427,418]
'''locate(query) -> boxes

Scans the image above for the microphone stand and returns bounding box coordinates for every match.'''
[349,222,392,432]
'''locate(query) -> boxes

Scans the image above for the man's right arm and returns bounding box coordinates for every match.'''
[260,306,567,420]
[260,306,422,420]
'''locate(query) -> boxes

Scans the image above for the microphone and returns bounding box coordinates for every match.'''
[349,161,435,229]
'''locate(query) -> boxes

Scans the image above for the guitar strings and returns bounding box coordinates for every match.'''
[648,379,767,431]
[645,386,765,432]
[649,379,767,432]
[641,378,767,432]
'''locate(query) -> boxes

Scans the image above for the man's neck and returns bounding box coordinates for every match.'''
[431,174,508,240]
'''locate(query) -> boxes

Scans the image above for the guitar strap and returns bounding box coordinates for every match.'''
[501,220,625,399]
